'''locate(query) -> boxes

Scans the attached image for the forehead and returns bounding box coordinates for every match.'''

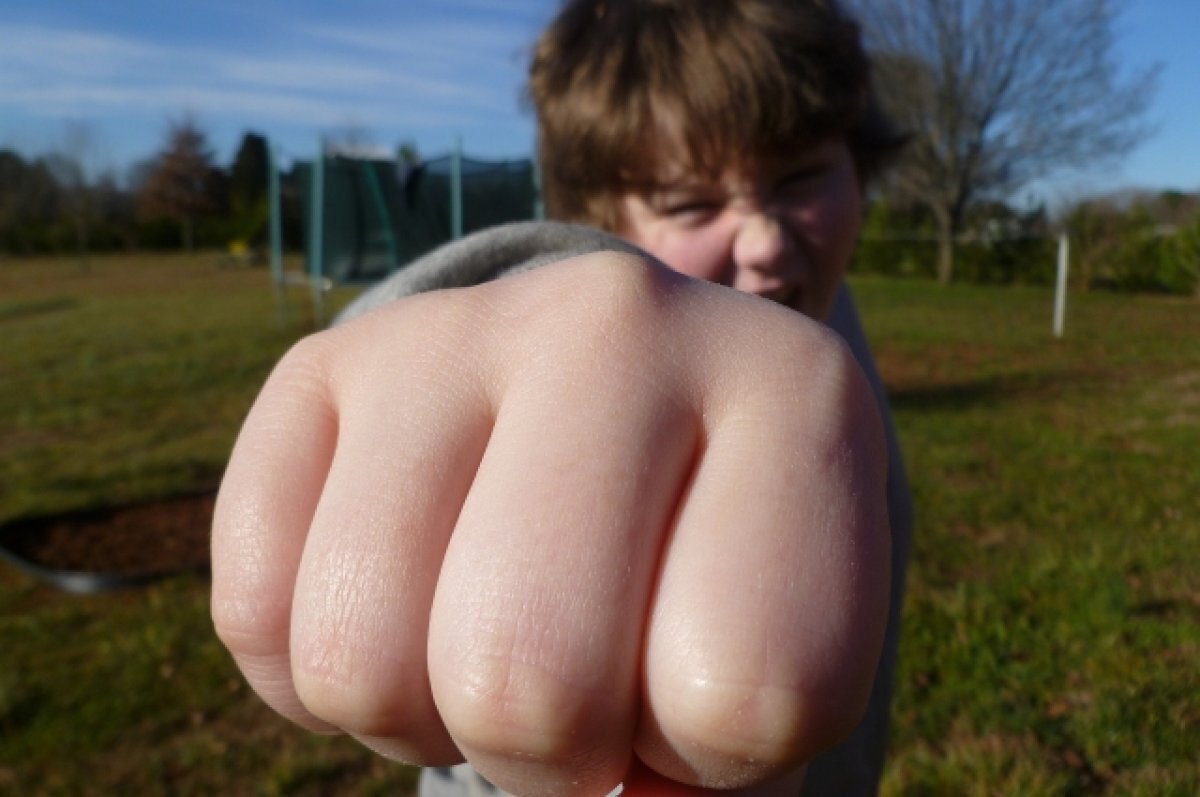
[614,102,843,191]
[635,134,842,190]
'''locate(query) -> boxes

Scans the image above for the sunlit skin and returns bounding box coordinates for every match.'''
[616,139,863,322]
[212,134,889,797]
[604,138,870,796]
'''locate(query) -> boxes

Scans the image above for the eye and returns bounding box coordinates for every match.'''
[666,200,720,218]
[655,194,724,226]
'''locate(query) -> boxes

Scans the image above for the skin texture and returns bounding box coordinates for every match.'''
[213,135,889,795]
[212,252,890,797]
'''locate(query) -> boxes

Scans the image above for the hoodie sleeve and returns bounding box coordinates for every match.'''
[333,220,644,325]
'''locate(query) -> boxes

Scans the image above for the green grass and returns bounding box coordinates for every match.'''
[852,278,1200,795]
[0,254,349,521]
[1,255,1197,794]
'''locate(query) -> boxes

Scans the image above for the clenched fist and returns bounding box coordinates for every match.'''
[211,252,890,797]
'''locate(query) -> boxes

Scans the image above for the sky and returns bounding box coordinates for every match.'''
[1,0,1197,205]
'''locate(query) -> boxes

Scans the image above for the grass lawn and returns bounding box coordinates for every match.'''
[1,253,1197,795]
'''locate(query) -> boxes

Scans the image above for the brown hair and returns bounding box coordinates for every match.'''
[528,0,902,229]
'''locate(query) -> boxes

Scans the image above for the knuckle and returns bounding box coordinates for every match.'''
[756,320,884,456]
[656,676,809,768]
[210,596,289,659]
[648,657,874,786]
[520,252,674,357]
[209,527,293,660]
[272,331,335,391]
[435,653,622,766]
[772,317,858,401]
[332,289,493,401]
[288,594,437,739]
[291,654,435,740]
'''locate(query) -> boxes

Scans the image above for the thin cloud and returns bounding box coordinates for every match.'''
[296,21,533,70]
[442,0,547,15]
[0,81,482,131]
[213,54,502,108]
[0,11,539,166]
[0,23,164,78]
[0,19,516,121]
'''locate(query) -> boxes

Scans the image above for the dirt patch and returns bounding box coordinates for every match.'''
[0,492,215,590]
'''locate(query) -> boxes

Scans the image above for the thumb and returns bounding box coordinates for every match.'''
[619,760,808,797]
[619,761,711,796]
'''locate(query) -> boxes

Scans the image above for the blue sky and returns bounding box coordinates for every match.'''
[1,0,1196,204]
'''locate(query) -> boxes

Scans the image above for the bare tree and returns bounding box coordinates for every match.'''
[138,117,217,251]
[397,140,421,168]
[853,0,1159,283]
[324,122,381,158]
[47,121,102,271]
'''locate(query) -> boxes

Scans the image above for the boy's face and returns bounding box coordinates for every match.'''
[614,138,862,321]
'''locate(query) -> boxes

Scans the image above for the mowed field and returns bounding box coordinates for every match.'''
[1,253,1197,795]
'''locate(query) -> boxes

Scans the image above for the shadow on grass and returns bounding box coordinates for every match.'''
[0,296,81,322]
[887,367,1101,413]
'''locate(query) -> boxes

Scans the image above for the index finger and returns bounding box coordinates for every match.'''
[210,335,340,731]
[621,760,807,796]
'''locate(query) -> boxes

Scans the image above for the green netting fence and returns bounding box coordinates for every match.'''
[293,145,540,286]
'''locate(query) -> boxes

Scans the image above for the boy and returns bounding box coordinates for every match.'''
[211,1,910,796]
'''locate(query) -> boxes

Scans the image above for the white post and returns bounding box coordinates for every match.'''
[450,135,463,240]
[268,142,288,327]
[1053,232,1069,338]
[309,138,326,326]
[268,142,283,297]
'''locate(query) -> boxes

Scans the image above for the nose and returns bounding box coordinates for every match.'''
[730,211,801,295]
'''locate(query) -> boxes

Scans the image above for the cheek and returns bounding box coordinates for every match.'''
[632,228,734,284]
[827,198,862,269]
[830,169,864,258]
[786,179,861,319]
[795,183,861,273]
[824,173,862,237]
